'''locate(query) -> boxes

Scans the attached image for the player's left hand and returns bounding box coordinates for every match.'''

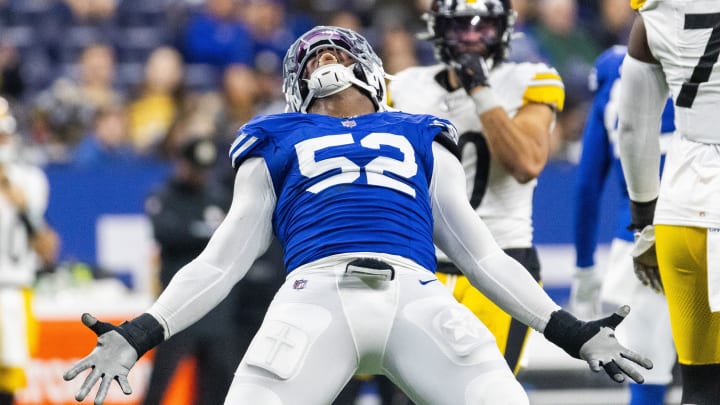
[631,225,663,293]
[451,54,491,92]
[544,306,653,384]
[63,314,138,405]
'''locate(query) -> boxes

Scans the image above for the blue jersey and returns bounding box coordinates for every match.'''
[229,111,457,273]
[574,46,675,268]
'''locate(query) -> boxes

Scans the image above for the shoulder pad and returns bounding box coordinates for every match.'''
[429,118,461,159]
[630,0,645,10]
[228,114,280,169]
[522,64,566,112]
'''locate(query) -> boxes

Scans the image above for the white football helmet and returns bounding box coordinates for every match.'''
[282,26,388,113]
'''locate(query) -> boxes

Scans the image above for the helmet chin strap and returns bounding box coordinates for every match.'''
[301,63,378,112]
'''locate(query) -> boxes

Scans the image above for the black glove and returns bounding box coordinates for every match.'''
[451,53,491,92]
[63,313,164,405]
[544,306,653,383]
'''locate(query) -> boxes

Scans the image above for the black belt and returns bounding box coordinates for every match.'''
[345,258,395,281]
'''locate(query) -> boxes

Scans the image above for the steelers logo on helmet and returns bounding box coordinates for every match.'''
[282,26,388,113]
[423,0,516,70]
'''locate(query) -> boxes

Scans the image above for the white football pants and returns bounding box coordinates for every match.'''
[224,252,528,405]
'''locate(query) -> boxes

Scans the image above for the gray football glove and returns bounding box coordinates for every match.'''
[63,313,164,405]
[628,199,662,292]
[631,225,663,293]
[568,266,603,319]
[544,305,653,383]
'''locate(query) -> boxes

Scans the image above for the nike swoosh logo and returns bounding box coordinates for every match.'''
[419,278,438,285]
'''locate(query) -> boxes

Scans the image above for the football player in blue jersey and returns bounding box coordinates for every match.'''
[570,45,676,405]
[63,26,652,405]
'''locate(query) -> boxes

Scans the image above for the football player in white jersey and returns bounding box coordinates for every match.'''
[0,98,59,405]
[63,26,650,405]
[389,0,564,374]
[618,1,720,403]
[573,46,677,405]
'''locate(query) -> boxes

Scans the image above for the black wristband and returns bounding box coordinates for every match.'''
[543,309,587,359]
[116,313,165,357]
[628,199,657,231]
[18,211,37,237]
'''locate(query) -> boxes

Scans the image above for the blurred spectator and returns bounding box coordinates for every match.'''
[76,44,122,108]
[214,64,258,139]
[532,0,600,105]
[212,64,260,187]
[128,46,186,155]
[240,0,294,74]
[588,0,634,49]
[182,0,254,69]
[158,92,223,160]
[531,0,601,156]
[380,27,418,75]
[0,42,24,101]
[239,0,314,109]
[71,103,137,167]
[326,10,363,32]
[62,0,117,22]
[507,0,545,63]
[30,43,123,160]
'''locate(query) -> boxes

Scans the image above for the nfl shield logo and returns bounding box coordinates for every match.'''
[341,120,356,128]
[293,279,308,290]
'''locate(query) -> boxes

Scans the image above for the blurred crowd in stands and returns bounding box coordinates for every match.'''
[0,0,633,171]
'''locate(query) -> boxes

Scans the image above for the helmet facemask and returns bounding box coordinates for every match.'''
[423,0,516,70]
[282,26,389,113]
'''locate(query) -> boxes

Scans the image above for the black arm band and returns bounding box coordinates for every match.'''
[543,309,585,359]
[628,198,657,231]
[117,313,165,357]
[18,211,37,237]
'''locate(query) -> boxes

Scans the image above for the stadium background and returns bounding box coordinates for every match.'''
[0,0,679,403]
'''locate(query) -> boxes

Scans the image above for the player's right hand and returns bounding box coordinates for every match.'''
[63,313,138,405]
[631,225,663,293]
[451,54,491,92]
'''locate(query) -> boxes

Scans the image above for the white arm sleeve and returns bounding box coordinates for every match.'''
[430,142,560,332]
[618,55,668,202]
[147,157,276,338]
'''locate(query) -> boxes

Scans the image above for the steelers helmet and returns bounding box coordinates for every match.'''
[423,0,516,69]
